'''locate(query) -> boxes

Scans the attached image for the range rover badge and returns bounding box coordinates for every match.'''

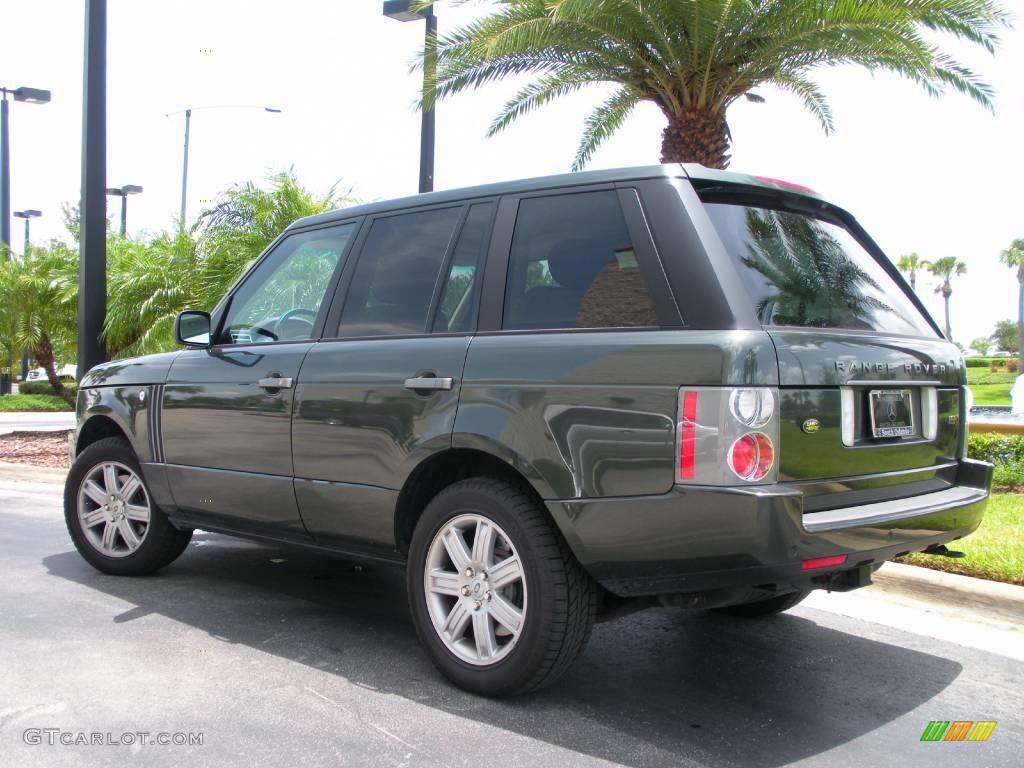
[802,419,820,434]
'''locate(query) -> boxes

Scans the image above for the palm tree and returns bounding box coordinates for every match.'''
[927,256,967,341]
[999,237,1024,364]
[897,253,927,291]
[0,243,79,405]
[422,0,1007,169]
[102,170,351,358]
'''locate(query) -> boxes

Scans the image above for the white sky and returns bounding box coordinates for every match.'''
[2,0,1022,348]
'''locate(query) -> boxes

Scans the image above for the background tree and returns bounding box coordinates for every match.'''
[0,244,79,404]
[970,337,993,356]
[999,237,1024,364]
[927,256,967,341]
[102,169,351,358]
[897,252,927,291]
[423,0,1006,169]
[992,319,1019,354]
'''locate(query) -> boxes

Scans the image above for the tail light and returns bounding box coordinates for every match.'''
[677,387,779,485]
[727,432,774,481]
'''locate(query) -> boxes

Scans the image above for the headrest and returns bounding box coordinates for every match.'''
[547,238,612,290]
[372,256,438,306]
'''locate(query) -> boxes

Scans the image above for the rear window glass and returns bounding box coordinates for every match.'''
[703,202,935,336]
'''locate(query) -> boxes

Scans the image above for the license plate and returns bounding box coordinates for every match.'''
[869,389,915,438]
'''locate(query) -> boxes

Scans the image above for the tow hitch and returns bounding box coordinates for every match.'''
[922,544,966,559]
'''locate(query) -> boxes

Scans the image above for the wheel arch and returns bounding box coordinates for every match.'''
[394,445,552,556]
[75,414,131,457]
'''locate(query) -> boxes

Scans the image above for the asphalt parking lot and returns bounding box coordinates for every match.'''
[2,473,1022,767]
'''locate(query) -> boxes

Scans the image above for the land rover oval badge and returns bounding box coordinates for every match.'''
[802,419,820,434]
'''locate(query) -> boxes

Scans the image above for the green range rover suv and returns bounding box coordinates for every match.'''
[66,164,992,696]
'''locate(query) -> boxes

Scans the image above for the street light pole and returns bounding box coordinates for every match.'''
[13,209,41,380]
[78,0,108,378]
[106,185,142,236]
[13,209,41,254]
[179,108,190,225]
[0,85,51,258]
[383,0,437,193]
[173,105,280,226]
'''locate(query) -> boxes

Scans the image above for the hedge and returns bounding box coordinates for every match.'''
[18,381,77,397]
[968,432,1024,489]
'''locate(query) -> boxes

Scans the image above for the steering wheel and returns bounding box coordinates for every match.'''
[274,307,318,339]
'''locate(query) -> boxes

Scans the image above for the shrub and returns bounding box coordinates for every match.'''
[965,358,989,368]
[968,432,1024,489]
[990,363,1000,373]
[1009,359,1019,374]
[18,381,77,397]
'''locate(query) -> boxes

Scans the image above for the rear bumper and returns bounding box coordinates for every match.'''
[545,459,993,597]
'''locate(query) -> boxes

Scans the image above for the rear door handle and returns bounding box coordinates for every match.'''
[404,376,454,391]
[258,376,294,390]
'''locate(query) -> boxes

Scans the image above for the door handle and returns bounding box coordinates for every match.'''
[404,376,454,391]
[258,376,294,390]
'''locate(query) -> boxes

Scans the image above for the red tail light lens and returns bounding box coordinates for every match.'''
[801,554,848,571]
[679,391,698,480]
[727,432,774,481]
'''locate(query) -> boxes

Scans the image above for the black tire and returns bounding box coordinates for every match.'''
[64,437,193,576]
[407,478,597,697]
[714,589,811,618]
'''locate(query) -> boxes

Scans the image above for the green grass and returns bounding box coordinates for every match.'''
[966,368,1017,385]
[969,383,1012,405]
[899,494,1024,585]
[0,394,73,412]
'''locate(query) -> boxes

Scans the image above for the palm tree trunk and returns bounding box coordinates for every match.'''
[943,295,952,340]
[36,332,75,407]
[660,109,730,169]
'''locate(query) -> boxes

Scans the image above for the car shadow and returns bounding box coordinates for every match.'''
[43,534,962,768]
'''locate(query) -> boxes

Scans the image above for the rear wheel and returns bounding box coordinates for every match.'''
[65,437,192,576]
[407,478,596,696]
[714,589,810,618]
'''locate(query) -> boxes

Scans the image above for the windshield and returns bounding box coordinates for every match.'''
[703,202,936,336]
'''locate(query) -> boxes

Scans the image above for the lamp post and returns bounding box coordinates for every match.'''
[172,105,282,225]
[1,85,51,258]
[105,185,142,236]
[79,0,107,378]
[383,0,436,193]
[12,209,41,380]
[12,209,41,254]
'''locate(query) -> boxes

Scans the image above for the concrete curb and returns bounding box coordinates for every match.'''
[0,461,68,485]
[874,561,1024,627]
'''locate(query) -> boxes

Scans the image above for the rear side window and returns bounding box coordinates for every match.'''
[703,202,935,336]
[503,191,659,330]
[337,207,461,337]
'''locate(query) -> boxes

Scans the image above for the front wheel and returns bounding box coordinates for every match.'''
[64,437,192,576]
[407,478,596,696]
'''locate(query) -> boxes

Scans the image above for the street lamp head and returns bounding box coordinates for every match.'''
[383,0,430,22]
[122,185,143,195]
[264,107,282,113]
[12,87,51,104]
[13,210,42,219]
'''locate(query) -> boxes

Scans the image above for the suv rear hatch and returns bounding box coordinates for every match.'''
[696,177,964,511]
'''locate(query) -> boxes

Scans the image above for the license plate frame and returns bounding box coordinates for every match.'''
[869,389,915,438]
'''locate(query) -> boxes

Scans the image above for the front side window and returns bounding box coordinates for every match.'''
[218,223,355,345]
[503,191,659,330]
[703,202,935,335]
[337,207,462,337]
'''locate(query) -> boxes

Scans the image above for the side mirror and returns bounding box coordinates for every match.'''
[175,310,212,348]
